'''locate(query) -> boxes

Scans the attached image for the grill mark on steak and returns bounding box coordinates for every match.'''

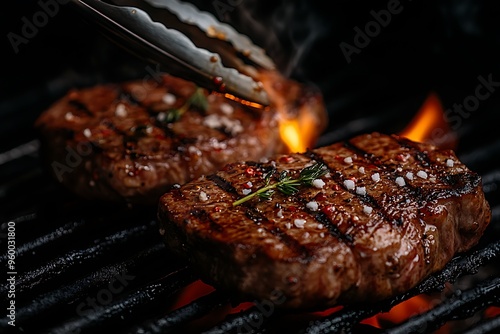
[306,150,403,227]
[207,174,238,195]
[393,135,432,167]
[190,209,224,233]
[313,211,354,243]
[343,140,377,161]
[245,207,313,260]
[346,138,436,208]
[208,170,315,259]
[68,99,93,116]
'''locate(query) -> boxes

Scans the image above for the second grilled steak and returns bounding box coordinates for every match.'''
[158,132,491,309]
[34,72,326,205]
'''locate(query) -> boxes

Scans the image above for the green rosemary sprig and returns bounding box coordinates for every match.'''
[232,162,327,206]
[162,87,208,123]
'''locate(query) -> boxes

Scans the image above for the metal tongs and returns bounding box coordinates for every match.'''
[69,0,275,106]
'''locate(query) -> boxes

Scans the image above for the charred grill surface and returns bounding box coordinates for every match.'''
[158,132,491,309]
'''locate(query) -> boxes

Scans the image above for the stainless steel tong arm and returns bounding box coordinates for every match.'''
[70,0,274,106]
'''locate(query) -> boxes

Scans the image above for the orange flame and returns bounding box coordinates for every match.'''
[400,92,457,149]
[257,70,327,153]
[279,111,319,153]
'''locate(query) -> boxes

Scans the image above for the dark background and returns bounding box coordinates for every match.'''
[1,0,500,154]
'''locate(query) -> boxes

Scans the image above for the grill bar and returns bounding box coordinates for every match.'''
[385,277,500,334]
[46,266,197,334]
[129,290,229,334]
[2,222,158,298]
[0,219,87,263]
[304,240,500,334]
[2,243,169,329]
[462,315,500,334]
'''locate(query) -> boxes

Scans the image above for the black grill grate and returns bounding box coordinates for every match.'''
[1,110,499,333]
[2,1,500,333]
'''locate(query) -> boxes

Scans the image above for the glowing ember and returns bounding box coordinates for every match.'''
[362,295,449,333]
[400,92,457,149]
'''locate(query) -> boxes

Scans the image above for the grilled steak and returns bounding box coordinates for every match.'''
[35,72,326,205]
[158,132,491,309]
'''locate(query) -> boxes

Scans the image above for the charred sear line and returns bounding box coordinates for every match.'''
[189,209,224,233]
[427,173,482,200]
[392,135,431,167]
[344,140,378,163]
[314,211,353,244]
[292,189,353,244]
[245,208,313,260]
[207,174,239,195]
[68,99,93,116]
[306,150,406,228]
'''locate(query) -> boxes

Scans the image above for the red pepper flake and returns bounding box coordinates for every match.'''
[321,205,335,215]
[214,206,221,212]
[245,167,256,176]
[349,177,357,182]
[100,129,113,136]
[332,184,341,191]
[242,181,253,189]
[279,156,294,163]
[315,192,328,201]
[396,154,407,162]
[288,205,298,212]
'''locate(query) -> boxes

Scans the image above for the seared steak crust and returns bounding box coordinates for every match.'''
[158,132,491,309]
[35,73,326,205]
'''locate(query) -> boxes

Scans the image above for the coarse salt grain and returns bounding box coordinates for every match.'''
[285,223,292,229]
[306,201,319,211]
[371,173,380,182]
[312,179,325,189]
[359,166,365,174]
[406,172,414,180]
[363,205,373,214]
[162,93,176,105]
[83,128,91,138]
[199,191,208,201]
[257,228,264,233]
[344,179,355,190]
[317,224,324,229]
[220,103,234,115]
[157,112,166,122]
[294,219,306,228]
[446,159,454,167]
[64,112,74,121]
[355,186,366,195]
[395,176,406,187]
[242,189,251,195]
[320,232,325,238]
[246,181,253,188]
[203,114,243,136]
[417,170,428,179]
[115,104,127,117]
[344,157,353,164]
[277,209,283,218]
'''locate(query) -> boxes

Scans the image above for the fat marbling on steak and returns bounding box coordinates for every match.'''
[35,71,326,205]
[158,132,491,309]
